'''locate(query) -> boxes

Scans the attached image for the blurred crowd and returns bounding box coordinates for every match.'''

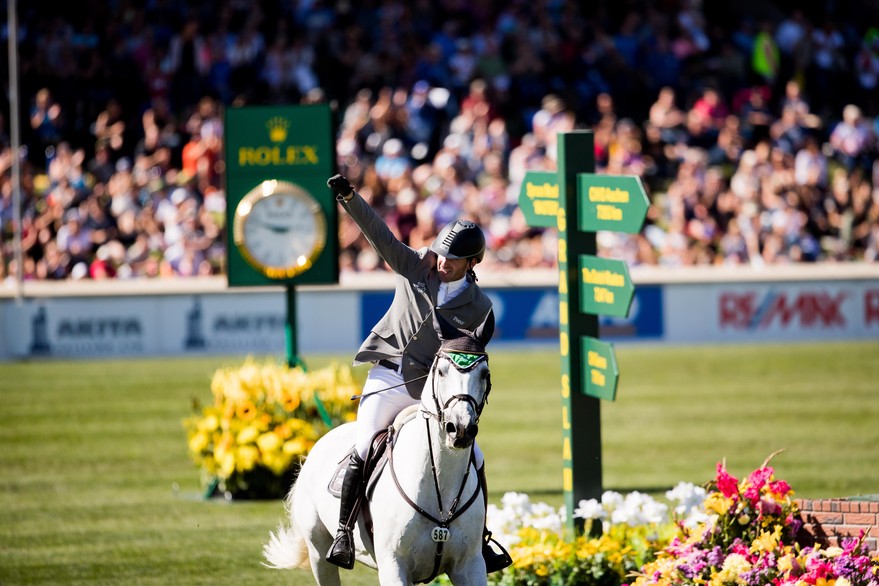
[1,0,879,283]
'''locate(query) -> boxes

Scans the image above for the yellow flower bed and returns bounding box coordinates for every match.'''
[183,357,359,499]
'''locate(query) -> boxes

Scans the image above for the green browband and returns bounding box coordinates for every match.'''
[445,351,486,370]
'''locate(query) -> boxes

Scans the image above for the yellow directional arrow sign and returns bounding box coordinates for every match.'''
[519,170,560,228]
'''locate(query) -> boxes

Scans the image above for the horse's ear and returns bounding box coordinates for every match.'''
[473,309,495,347]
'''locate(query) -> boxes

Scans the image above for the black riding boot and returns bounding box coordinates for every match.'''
[326,452,365,569]
[477,465,513,574]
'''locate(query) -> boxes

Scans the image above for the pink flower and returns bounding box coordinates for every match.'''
[744,467,774,504]
[716,462,740,498]
[747,467,774,489]
[768,480,792,496]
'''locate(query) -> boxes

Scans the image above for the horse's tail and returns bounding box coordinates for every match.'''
[262,484,310,570]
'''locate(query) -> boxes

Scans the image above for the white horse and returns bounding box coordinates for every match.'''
[264,335,494,585]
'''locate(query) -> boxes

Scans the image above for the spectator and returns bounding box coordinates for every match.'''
[3,1,879,281]
[829,104,876,173]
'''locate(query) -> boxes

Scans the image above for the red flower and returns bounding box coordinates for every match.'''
[715,462,740,498]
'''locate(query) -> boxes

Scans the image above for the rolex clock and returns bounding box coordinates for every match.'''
[232,180,327,280]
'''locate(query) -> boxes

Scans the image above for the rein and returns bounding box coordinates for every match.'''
[349,373,428,400]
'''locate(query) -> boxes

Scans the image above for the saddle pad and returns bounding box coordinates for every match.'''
[327,406,421,498]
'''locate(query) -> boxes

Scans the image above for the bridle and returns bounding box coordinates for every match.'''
[421,350,491,427]
[387,349,491,584]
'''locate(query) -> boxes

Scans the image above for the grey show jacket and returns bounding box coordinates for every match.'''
[340,191,494,398]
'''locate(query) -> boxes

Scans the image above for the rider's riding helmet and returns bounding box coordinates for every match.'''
[430,220,485,262]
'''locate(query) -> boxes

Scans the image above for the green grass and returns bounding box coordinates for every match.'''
[2,340,878,585]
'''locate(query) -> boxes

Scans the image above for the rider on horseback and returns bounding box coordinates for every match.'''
[326,174,512,574]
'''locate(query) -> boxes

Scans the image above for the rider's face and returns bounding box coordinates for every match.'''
[437,256,471,283]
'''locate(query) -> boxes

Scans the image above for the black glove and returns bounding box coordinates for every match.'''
[327,174,353,201]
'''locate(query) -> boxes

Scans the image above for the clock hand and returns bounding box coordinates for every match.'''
[255,220,291,234]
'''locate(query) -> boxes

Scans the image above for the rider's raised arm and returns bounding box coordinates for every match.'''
[329,174,424,276]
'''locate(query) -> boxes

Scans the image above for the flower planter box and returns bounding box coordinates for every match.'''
[796,497,879,554]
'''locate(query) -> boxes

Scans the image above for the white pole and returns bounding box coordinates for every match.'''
[7,0,23,302]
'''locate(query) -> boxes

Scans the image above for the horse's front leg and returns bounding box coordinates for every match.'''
[446,555,488,586]
[375,558,409,586]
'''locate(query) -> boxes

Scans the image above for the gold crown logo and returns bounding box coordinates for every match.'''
[266,117,290,143]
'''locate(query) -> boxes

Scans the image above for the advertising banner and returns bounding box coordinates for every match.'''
[664,281,879,342]
[2,290,360,360]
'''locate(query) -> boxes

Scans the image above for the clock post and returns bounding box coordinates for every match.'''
[224,105,339,368]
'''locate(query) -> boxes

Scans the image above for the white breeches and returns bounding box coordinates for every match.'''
[354,365,484,468]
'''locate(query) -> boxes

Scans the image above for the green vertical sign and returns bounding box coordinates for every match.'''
[581,337,619,401]
[224,104,338,286]
[578,255,635,318]
[556,132,602,536]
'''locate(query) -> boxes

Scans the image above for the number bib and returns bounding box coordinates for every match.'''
[431,526,451,542]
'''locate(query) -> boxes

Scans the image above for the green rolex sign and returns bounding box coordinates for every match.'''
[581,336,619,401]
[578,255,635,318]
[577,174,649,234]
[518,170,560,228]
[225,104,338,287]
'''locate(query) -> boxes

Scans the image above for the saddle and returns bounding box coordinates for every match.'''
[326,406,421,535]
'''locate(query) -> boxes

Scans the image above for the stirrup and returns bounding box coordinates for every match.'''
[482,530,513,573]
[326,529,355,570]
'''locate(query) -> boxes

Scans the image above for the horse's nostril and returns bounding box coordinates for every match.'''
[445,422,457,435]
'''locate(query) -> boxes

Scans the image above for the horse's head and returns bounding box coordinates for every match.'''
[424,315,492,450]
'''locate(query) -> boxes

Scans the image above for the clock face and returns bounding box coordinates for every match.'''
[233,180,327,279]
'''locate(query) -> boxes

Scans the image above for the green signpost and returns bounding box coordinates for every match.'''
[518,130,649,535]
[224,104,338,368]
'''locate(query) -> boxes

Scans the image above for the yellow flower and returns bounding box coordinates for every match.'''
[235,400,258,421]
[704,493,733,515]
[283,438,308,456]
[198,413,219,432]
[188,431,210,453]
[218,450,236,477]
[256,431,282,454]
[751,526,782,553]
[777,555,794,573]
[236,445,259,472]
[236,425,259,445]
[281,392,301,412]
[261,451,289,476]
